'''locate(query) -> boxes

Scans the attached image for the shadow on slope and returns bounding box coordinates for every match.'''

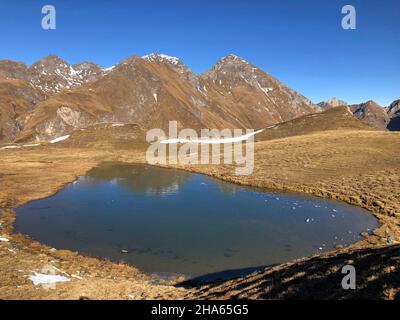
[387,116,400,131]
[180,265,274,286]
[185,245,400,300]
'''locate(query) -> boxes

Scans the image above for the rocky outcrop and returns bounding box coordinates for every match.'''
[28,55,104,94]
[387,99,400,131]
[350,100,390,130]
[0,55,105,95]
[318,98,348,110]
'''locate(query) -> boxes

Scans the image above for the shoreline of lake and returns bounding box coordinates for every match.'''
[0,134,399,299]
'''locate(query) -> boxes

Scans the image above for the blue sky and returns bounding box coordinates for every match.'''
[0,0,399,106]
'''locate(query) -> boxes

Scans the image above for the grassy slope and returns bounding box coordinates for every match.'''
[0,77,44,143]
[256,106,375,141]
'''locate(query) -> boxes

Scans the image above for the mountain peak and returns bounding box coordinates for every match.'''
[142,53,181,65]
[221,54,240,60]
[318,98,348,110]
[32,54,68,67]
[216,54,249,66]
[30,55,70,75]
[141,53,197,85]
[350,100,389,130]
[327,97,347,104]
[361,100,382,108]
[24,55,106,94]
[388,99,400,115]
[73,61,101,69]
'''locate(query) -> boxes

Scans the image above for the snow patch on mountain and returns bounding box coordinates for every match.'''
[160,129,264,144]
[50,135,70,144]
[142,53,180,65]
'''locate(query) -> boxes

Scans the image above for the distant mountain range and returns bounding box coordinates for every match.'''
[318,98,399,131]
[0,53,320,143]
[0,53,398,144]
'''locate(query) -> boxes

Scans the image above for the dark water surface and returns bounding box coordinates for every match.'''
[15,164,379,277]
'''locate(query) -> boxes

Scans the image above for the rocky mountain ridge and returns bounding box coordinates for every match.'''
[1,53,398,144]
[0,55,105,95]
[1,53,321,143]
[318,98,348,110]
[350,100,391,130]
[319,98,399,131]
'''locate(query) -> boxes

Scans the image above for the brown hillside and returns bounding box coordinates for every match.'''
[256,106,374,141]
[55,123,147,150]
[0,78,45,143]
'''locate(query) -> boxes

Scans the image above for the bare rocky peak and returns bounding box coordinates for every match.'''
[318,98,348,110]
[212,54,250,69]
[201,54,319,113]
[202,54,256,82]
[353,100,384,111]
[142,53,181,65]
[112,56,150,78]
[204,53,291,93]
[0,55,106,95]
[30,54,70,74]
[350,100,390,130]
[141,53,198,86]
[27,55,105,94]
[72,62,104,81]
[387,99,400,116]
